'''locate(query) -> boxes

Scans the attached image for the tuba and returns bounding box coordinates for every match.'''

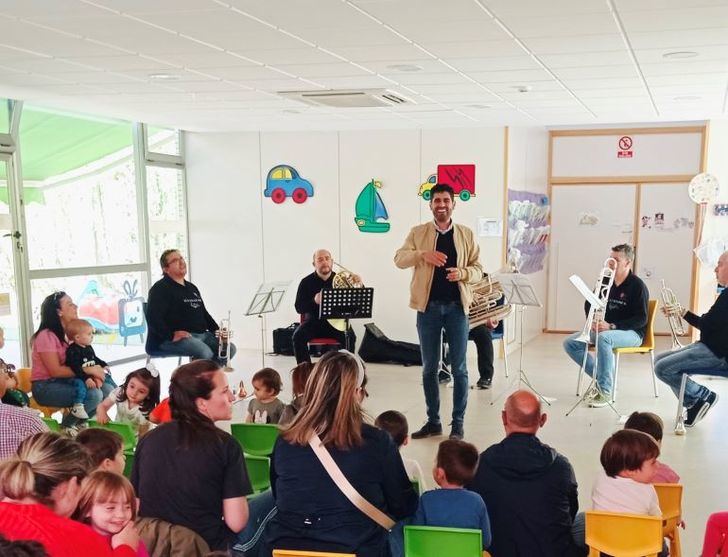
[328,262,363,331]
[661,279,685,350]
[468,275,513,328]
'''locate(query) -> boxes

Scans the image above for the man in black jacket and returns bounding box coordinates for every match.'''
[292,249,356,363]
[467,390,586,557]
[655,250,728,427]
[563,243,649,407]
[146,249,235,365]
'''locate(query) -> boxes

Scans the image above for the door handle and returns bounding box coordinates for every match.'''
[2,231,20,239]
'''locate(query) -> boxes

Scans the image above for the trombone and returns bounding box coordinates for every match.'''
[661,280,685,350]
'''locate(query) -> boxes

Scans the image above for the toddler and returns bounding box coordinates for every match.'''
[65,319,110,420]
[0,327,28,407]
[73,470,148,557]
[246,367,284,424]
[375,410,426,491]
[624,411,680,483]
[279,362,313,426]
[77,428,126,474]
[96,367,160,434]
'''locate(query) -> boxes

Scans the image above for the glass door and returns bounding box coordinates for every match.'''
[0,154,30,365]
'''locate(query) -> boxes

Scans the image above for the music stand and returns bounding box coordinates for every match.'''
[319,288,374,350]
[246,281,290,367]
[490,272,551,405]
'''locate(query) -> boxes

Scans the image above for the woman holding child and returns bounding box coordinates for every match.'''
[262,350,418,557]
[31,292,115,431]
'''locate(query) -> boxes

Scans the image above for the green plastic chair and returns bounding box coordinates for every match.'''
[245,454,271,493]
[88,420,137,452]
[42,417,61,432]
[410,479,421,495]
[230,423,280,456]
[404,526,482,557]
[123,449,134,479]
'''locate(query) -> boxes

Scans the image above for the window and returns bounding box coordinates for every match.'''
[146,125,180,156]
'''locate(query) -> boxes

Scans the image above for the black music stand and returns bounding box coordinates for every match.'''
[319,288,374,350]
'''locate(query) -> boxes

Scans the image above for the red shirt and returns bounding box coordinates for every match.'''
[149,397,171,424]
[0,502,135,557]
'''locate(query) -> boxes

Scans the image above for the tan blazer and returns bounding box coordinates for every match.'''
[394,221,483,313]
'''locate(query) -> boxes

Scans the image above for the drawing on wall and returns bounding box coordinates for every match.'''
[264,164,314,204]
[118,280,146,346]
[654,212,665,229]
[355,179,390,233]
[641,215,652,228]
[417,164,476,201]
[641,214,694,231]
[578,212,599,226]
[507,190,550,274]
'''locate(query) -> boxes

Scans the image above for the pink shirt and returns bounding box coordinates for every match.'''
[652,461,680,484]
[31,329,68,381]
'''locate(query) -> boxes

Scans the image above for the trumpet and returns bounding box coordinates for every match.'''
[574,258,617,345]
[661,280,685,350]
[218,310,233,371]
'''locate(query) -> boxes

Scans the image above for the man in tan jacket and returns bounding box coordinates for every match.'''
[395,183,483,440]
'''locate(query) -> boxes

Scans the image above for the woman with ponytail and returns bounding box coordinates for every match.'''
[132,359,275,554]
[0,432,138,557]
[262,350,417,557]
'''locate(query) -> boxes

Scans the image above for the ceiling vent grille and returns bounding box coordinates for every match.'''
[279,89,409,108]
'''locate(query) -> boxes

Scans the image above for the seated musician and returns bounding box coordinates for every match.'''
[562,244,648,407]
[292,249,356,363]
[145,249,235,366]
[655,250,728,428]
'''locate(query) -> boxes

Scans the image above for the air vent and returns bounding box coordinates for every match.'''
[279,89,409,108]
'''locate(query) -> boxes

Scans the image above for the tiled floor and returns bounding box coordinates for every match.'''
[131,333,725,555]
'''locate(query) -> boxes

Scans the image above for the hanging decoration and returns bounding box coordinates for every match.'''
[354,179,390,233]
[264,164,314,204]
[417,164,476,201]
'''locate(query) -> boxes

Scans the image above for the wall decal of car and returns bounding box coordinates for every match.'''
[264,164,314,204]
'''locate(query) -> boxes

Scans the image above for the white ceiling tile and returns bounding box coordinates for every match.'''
[497,13,618,38]
[526,35,626,54]
[482,0,609,16]
[576,87,649,99]
[629,28,728,50]
[276,63,373,79]
[635,45,728,64]
[223,0,368,29]
[642,60,728,76]
[221,48,341,66]
[553,65,638,80]
[348,0,493,24]
[426,41,527,59]
[565,77,645,90]
[59,55,181,72]
[387,72,485,86]
[538,51,634,68]
[178,65,288,81]
[614,0,728,11]
[303,75,393,89]
[618,6,728,32]
[291,25,409,49]
[646,73,727,87]
[381,19,504,43]
[445,56,542,72]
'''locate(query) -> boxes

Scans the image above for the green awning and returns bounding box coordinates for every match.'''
[11,107,132,182]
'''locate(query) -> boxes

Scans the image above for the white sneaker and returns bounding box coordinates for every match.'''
[583,385,599,401]
[70,403,89,420]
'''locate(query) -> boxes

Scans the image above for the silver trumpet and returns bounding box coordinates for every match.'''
[661,279,685,350]
[218,310,234,372]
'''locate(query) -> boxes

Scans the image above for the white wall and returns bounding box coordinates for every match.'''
[506,127,549,347]
[700,120,728,312]
[185,127,534,350]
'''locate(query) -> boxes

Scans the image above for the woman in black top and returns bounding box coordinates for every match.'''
[132,360,274,553]
[263,351,417,556]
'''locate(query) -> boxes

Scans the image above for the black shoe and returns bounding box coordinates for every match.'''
[476,378,492,390]
[411,422,443,439]
[686,391,719,428]
[438,370,451,384]
[449,425,464,441]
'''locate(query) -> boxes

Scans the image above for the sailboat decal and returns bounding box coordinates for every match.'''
[355,179,391,233]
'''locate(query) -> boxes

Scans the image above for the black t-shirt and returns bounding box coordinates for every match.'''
[684,288,728,360]
[583,271,649,338]
[132,421,252,550]
[294,271,335,320]
[65,343,108,379]
[429,228,460,303]
[146,274,219,348]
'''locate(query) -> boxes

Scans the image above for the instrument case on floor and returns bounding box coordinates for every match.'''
[358,322,422,366]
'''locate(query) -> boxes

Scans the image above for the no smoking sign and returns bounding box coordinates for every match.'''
[618,136,633,158]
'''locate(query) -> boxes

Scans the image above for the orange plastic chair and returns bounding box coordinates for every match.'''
[612,299,659,401]
[654,483,683,557]
[273,551,355,557]
[585,510,663,557]
[15,367,68,419]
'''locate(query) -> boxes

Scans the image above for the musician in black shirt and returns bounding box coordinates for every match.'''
[293,249,356,363]
[563,244,649,408]
[655,250,728,428]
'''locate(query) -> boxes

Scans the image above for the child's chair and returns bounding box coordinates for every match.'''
[273,551,355,557]
[404,525,482,557]
[585,510,663,557]
[245,454,271,493]
[15,367,68,418]
[410,479,421,495]
[654,483,683,557]
[88,420,137,452]
[231,423,280,456]
[42,417,61,432]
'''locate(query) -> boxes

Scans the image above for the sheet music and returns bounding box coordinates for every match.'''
[569,275,604,309]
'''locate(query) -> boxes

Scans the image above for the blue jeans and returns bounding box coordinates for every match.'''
[563,330,642,394]
[32,374,116,427]
[417,301,469,427]
[158,331,237,366]
[232,489,277,556]
[654,342,728,408]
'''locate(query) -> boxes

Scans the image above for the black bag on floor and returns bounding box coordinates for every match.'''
[358,322,422,366]
[272,323,297,356]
